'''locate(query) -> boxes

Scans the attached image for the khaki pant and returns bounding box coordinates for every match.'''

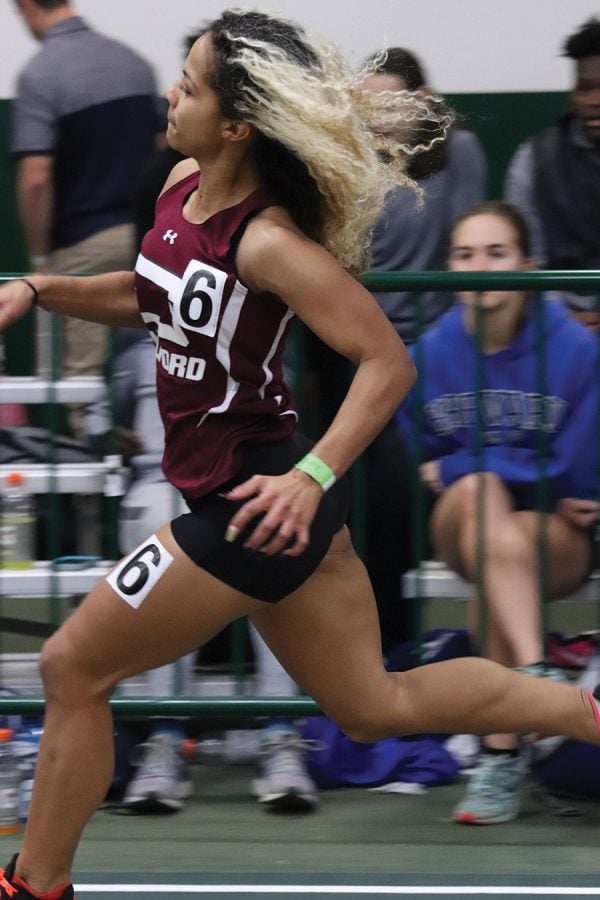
[45,223,135,438]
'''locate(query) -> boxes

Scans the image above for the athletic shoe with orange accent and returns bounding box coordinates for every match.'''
[0,855,74,898]
[453,752,525,825]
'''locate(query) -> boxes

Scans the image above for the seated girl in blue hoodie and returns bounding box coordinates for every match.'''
[396,200,600,825]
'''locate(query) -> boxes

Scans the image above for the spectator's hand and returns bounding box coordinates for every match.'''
[0,279,37,331]
[224,469,324,556]
[572,310,600,334]
[419,460,444,494]
[556,497,600,529]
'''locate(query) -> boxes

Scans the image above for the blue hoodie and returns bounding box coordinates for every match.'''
[395,298,600,503]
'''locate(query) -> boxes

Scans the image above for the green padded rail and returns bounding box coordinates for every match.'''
[1,267,598,719]
[361,270,600,291]
[0,696,321,717]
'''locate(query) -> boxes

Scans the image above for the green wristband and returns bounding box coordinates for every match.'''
[294,453,336,492]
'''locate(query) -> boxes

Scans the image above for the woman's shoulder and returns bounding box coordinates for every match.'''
[158,158,200,200]
[239,205,306,257]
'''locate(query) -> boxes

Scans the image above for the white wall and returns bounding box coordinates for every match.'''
[2,0,600,98]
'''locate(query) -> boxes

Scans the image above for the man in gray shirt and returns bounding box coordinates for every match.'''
[364,48,487,343]
[505,17,600,328]
[353,49,486,652]
[12,0,160,434]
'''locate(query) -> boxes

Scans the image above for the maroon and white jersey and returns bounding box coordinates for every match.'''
[134,171,298,498]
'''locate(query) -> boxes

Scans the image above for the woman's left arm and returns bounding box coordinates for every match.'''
[225,212,416,556]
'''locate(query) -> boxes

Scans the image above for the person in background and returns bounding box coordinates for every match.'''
[354,48,487,652]
[364,46,487,343]
[396,200,599,824]
[505,17,600,331]
[11,0,161,437]
[85,331,319,814]
[1,13,600,898]
[130,30,205,252]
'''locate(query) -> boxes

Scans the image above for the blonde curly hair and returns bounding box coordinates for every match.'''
[208,9,453,275]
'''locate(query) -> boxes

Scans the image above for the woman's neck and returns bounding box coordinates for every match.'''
[462,295,528,353]
[184,157,262,225]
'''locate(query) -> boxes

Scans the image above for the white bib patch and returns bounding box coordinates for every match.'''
[107,535,174,609]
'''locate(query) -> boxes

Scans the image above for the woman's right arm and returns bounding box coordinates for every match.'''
[0,271,143,332]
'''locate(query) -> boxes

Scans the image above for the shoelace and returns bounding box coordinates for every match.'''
[260,735,322,777]
[130,735,181,777]
[0,870,17,898]
[466,755,521,799]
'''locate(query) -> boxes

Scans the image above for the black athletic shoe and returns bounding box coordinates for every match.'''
[0,855,74,898]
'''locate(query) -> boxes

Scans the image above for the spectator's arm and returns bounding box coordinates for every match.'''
[504,142,547,266]
[550,350,600,500]
[448,131,487,221]
[15,155,54,268]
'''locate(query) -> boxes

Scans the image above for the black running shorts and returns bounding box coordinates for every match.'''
[170,433,349,602]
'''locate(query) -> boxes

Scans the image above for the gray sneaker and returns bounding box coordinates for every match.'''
[122,731,193,813]
[252,727,320,813]
[453,752,525,824]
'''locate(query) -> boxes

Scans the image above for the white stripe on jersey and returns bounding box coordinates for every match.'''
[135,252,180,295]
[195,279,247,427]
[135,251,293,427]
[259,307,295,399]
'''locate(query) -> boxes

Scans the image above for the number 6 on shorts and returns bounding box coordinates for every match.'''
[107,535,174,609]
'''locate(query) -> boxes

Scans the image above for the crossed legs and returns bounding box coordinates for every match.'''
[429,472,593,749]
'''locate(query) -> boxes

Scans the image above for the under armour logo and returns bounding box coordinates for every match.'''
[162,230,178,245]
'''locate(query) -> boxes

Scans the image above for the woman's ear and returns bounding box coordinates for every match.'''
[222,120,254,143]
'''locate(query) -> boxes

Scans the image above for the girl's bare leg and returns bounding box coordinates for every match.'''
[15,525,262,894]
[430,473,593,748]
[16,523,599,892]
[251,527,599,748]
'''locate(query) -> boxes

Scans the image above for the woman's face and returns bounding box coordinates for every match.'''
[448,212,532,312]
[164,33,227,158]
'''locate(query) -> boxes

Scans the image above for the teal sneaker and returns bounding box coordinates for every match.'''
[453,752,525,825]
[517,663,567,760]
[516,662,566,682]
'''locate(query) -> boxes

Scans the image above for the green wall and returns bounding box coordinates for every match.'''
[0,91,570,373]
[448,91,569,198]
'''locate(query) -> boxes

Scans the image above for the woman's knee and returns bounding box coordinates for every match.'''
[449,472,508,514]
[335,698,399,743]
[39,631,113,703]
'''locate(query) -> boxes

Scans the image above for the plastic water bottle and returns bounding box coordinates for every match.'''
[0,729,21,835]
[0,472,35,569]
[13,724,42,824]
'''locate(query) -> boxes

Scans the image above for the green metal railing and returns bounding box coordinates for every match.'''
[362,270,600,291]
[0,268,598,718]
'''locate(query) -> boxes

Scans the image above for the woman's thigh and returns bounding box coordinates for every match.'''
[514,510,593,596]
[48,524,260,688]
[429,478,508,575]
[249,527,395,730]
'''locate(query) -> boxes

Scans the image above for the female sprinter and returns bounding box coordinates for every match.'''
[0,12,598,898]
